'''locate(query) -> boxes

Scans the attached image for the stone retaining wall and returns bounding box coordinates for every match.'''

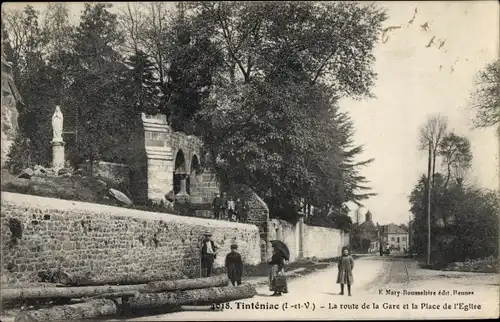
[0,192,261,285]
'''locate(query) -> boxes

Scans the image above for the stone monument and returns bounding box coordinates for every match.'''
[51,105,65,172]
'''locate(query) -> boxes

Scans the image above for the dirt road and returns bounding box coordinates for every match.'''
[104,255,498,320]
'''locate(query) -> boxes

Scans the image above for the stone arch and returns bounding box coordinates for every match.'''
[186,154,201,196]
[173,149,187,195]
[174,149,187,174]
[190,154,200,174]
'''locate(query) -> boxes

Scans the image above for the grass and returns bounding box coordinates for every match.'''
[1,171,180,214]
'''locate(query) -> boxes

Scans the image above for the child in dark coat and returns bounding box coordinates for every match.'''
[337,247,354,296]
[225,244,243,286]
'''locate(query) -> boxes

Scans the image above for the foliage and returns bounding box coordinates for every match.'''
[409,173,499,264]
[470,59,500,128]
[437,132,472,188]
[124,50,163,115]
[67,3,136,166]
[191,2,384,220]
[3,2,385,222]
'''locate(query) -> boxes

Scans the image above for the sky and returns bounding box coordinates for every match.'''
[3,1,500,226]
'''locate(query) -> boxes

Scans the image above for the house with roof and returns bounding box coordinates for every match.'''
[355,211,380,253]
[380,223,409,251]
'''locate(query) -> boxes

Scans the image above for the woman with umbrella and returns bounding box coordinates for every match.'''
[268,240,289,296]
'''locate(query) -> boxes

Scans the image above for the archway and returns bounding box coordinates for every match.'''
[173,149,186,194]
[187,154,200,195]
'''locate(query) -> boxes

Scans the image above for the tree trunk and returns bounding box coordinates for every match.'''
[14,299,119,322]
[44,270,186,286]
[125,284,257,313]
[146,275,228,293]
[14,285,256,321]
[1,284,145,303]
[2,276,229,303]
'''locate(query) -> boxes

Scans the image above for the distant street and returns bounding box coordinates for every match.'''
[106,255,499,321]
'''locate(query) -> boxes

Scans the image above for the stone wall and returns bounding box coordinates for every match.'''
[303,225,346,259]
[0,192,261,285]
[189,171,220,204]
[79,161,130,188]
[268,219,299,262]
[268,218,348,261]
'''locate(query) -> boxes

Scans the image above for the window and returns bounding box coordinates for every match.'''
[402,237,406,241]
[391,237,395,241]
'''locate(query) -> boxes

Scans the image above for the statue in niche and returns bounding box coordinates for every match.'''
[52,105,63,142]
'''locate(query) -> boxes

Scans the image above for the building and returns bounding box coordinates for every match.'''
[355,211,380,253]
[380,223,409,251]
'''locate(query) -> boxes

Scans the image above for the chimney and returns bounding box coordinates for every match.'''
[365,212,372,222]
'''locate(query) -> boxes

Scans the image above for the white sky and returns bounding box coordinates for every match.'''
[3,2,499,226]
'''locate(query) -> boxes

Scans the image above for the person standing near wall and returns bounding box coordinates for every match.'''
[200,232,219,277]
[212,193,223,220]
[235,198,248,222]
[220,192,229,220]
[227,196,236,221]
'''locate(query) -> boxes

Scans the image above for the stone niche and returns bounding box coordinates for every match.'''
[128,113,220,206]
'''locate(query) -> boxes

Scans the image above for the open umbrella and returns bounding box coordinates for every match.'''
[108,188,133,206]
[270,240,290,261]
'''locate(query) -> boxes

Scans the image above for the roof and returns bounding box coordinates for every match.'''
[382,223,408,234]
[358,219,377,231]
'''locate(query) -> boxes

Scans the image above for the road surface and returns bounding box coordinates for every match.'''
[105,255,499,320]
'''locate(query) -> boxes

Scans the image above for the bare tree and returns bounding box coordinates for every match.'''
[117,3,146,56]
[419,114,448,183]
[470,59,500,129]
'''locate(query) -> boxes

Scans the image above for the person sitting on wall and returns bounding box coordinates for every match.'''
[200,232,219,277]
[212,193,223,220]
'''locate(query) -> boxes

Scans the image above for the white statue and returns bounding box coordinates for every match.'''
[52,105,63,142]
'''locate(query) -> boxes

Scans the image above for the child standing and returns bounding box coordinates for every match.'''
[337,247,354,296]
[225,244,243,286]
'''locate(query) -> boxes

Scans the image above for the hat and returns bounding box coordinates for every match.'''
[203,231,212,236]
[231,244,238,249]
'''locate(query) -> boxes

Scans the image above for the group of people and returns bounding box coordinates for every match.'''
[199,233,355,297]
[212,192,248,222]
[199,232,289,295]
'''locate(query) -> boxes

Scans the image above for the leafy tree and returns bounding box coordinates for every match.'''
[437,132,472,188]
[189,2,384,221]
[409,173,499,264]
[470,59,500,129]
[3,5,57,167]
[125,50,163,115]
[68,3,132,169]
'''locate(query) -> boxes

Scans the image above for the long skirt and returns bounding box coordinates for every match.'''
[268,265,288,293]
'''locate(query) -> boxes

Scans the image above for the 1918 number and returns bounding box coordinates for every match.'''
[211,302,231,310]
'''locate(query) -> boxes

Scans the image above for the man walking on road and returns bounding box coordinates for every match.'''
[200,232,218,277]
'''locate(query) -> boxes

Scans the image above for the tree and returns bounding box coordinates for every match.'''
[68,3,133,169]
[470,59,500,129]
[125,50,163,115]
[3,5,57,167]
[438,133,472,188]
[187,2,385,221]
[419,114,448,181]
[409,174,499,265]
